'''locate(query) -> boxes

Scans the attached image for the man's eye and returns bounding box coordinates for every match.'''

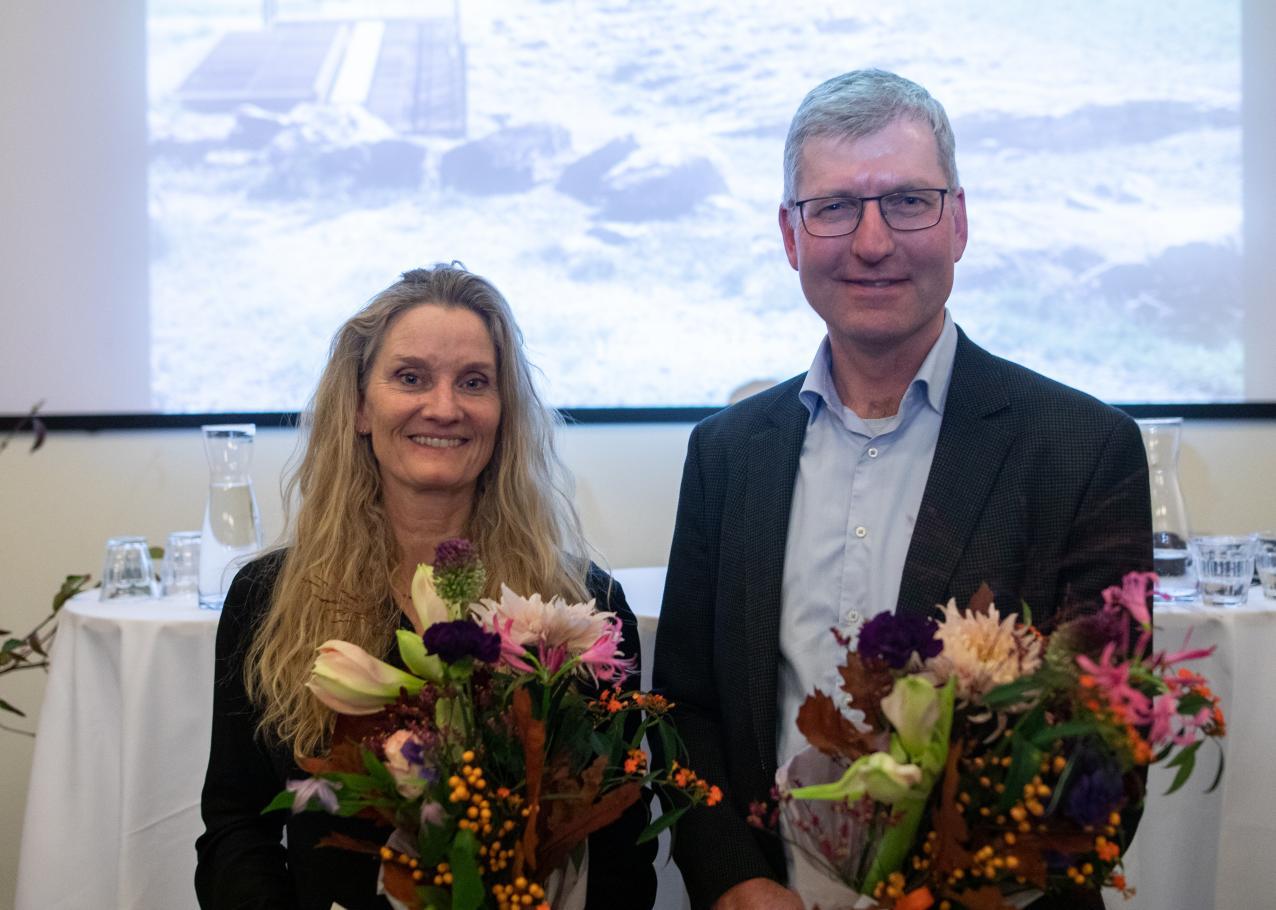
[812,198,858,219]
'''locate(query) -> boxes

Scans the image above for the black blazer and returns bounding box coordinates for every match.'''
[196,553,656,910]
[653,329,1152,909]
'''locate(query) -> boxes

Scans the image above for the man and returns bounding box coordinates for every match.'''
[652,70,1151,910]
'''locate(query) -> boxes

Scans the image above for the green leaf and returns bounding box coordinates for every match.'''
[1163,740,1202,796]
[1175,692,1212,716]
[397,629,444,682]
[999,732,1045,812]
[1205,742,1226,794]
[1030,719,1098,748]
[1,698,28,717]
[982,676,1043,709]
[2,638,23,654]
[1020,599,1033,628]
[52,574,92,612]
[636,805,685,844]
[261,790,296,814]
[448,827,484,910]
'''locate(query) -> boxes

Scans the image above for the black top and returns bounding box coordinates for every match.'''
[196,552,657,910]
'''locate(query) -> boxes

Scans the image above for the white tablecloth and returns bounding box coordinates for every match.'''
[16,593,217,910]
[18,576,1268,910]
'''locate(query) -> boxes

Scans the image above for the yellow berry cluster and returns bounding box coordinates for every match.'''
[490,874,548,910]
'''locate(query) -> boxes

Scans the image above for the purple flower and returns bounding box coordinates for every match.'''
[286,777,341,815]
[1063,746,1126,826]
[857,612,941,669]
[422,619,502,664]
[432,538,486,605]
[434,538,479,572]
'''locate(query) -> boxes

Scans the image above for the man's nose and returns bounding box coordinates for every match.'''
[849,199,895,262]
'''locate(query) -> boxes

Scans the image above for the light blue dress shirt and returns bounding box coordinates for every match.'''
[776,312,958,766]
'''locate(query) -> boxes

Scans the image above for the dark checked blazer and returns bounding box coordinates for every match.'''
[652,327,1152,910]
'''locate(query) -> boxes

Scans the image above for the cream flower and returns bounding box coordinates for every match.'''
[925,598,1042,702]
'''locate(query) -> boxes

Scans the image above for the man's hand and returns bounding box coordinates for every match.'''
[712,877,805,910]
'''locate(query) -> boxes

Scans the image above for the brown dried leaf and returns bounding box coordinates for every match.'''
[512,686,546,872]
[929,743,973,877]
[967,583,995,616]
[837,652,893,730]
[538,780,643,874]
[796,690,880,760]
[942,884,1014,910]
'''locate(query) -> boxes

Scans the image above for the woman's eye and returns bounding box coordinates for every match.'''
[461,375,490,391]
[398,372,420,386]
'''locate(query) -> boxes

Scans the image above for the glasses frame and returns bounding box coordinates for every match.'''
[794,188,950,238]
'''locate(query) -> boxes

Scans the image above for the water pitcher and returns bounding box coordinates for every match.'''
[198,424,263,609]
[1136,418,1194,600]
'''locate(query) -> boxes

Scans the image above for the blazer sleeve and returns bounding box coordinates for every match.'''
[1055,413,1154,610]
[583,569,658,910]
[195,556,299,910]
[654,426,780,908]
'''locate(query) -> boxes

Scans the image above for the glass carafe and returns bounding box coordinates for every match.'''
[198,424,263,609]
[1136,418,1195,601]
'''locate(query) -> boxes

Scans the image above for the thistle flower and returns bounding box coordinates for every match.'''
[925,598,1042,702]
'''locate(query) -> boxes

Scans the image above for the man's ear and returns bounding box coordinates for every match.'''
[779,203,800,271]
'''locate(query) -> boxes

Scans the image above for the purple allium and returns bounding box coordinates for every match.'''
[432,538,487,605]
[422,619,502,664]
[857,612,941,668]
[1061,608,1129,659]
[1063,746,1126,827]
[434,538,479,572]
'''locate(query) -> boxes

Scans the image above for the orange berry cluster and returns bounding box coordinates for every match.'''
[378,845,428,884]
[490,874,548,910]
[1077,675,1154,765]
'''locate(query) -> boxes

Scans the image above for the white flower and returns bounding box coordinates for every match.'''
[925,598,1043,703]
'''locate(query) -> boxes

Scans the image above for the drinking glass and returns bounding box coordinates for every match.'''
[160,531,202,596]
[1253,532,1276,600]
[100,536,157,600]
[1190,535,1255,606]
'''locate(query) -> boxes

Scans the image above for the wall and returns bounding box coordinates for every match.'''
[2,419,1275,904]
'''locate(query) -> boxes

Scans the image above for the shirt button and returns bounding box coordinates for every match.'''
[867,447,879,458]
[854,526,867,538]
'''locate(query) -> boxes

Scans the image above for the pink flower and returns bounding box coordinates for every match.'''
[1102,572,1155,628]
[471,585,634,683]
[383,730,431,798]
[1076,643,1151,723]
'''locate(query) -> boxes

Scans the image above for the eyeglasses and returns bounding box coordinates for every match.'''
[794,188,949,237]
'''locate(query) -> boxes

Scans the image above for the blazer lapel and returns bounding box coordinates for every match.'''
[897,331,1017,618]
[743,385,808,777]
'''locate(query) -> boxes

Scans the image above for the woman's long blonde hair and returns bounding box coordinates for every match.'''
[246,264,590,757]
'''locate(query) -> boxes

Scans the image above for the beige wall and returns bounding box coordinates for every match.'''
[2,418,1275,903]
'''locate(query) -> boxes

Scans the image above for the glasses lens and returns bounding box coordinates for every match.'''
[802,197,863,237]
[880,190,945,230]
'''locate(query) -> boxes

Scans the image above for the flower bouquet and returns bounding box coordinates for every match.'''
[751,573,1224,910]
[268,539,719,910]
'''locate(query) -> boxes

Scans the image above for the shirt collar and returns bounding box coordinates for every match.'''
[799,310,958,425]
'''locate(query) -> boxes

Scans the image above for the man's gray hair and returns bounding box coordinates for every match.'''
[782,69,959,207]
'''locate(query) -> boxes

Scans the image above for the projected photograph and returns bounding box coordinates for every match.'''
[148,0,1241,412]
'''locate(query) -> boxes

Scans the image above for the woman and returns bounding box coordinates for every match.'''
[195,264,656,910]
